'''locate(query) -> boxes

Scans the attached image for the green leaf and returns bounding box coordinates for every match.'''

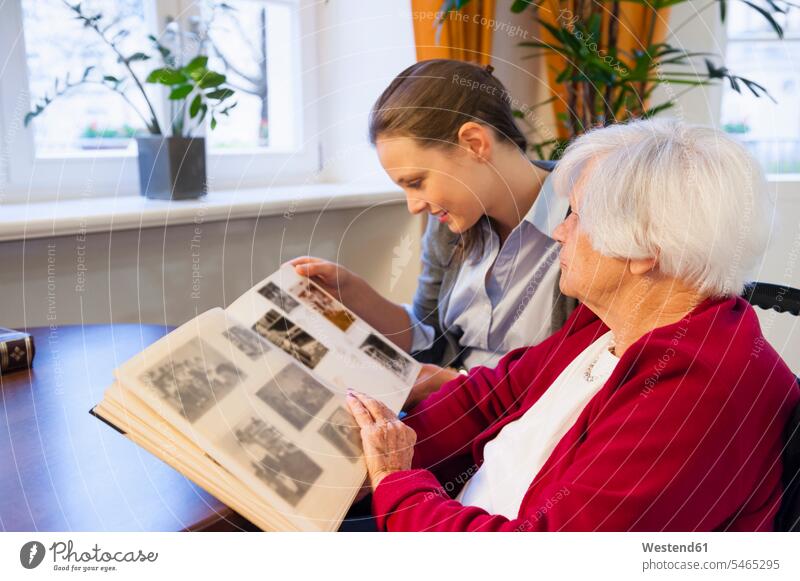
[656,51,718,67]
[740,0,784,38]
[188,67,206,82]
[24,103,46,126]
[734,76,776,102]
[438,0,472,16]
[220,102,238,115]
[126,52,151,63]
[198,104,208,125]
[587,12,602,40]
[536,19,572,50]
[169,84,193,100]
[210,116,217,130]
[146,68,165,83]
[641,100,676,119]
[149,35,172,60]
[555,67,572,84]
[146,68,187,85]
[510,0,532,13]
[645,77,712,86]
[198,72,226,89]
[206,88,234,100]
[764,0,788,15]
[189,93,202,118]
[183,55,208,74]
[519,41,562,51]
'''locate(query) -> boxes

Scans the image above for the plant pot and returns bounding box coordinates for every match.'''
[136,136,207,200]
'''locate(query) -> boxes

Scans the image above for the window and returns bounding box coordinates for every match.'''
[203,0,296,151]
[21,0,153,155]
[721,2,800,175]
[0,0,317,200]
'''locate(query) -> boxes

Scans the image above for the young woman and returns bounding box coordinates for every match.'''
[291,59,577,407]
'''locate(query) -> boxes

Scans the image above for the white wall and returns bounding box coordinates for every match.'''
[753,181,800,373]
[0,204,422,328]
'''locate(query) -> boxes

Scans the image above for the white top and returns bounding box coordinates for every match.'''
[456,331,620,519]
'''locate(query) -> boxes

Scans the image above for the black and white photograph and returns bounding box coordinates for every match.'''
[139,338,245,423]
[289,279,356,332]
[359,333,414,381]
[252,309,328,369]
[234,417,322,507]
[318,407,362,463]
[257,281,299,313]
[256,363,334,430]
[222,324,271,360]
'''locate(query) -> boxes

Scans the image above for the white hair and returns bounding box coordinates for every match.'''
[552,118,774,298]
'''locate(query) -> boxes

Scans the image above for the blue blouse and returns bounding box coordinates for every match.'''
[403,172,571,369]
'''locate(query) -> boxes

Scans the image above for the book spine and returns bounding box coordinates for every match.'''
[0,334,35,375]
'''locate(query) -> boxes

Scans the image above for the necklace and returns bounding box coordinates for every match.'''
[583,334,616,383]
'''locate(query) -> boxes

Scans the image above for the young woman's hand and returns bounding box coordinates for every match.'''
[288,256,360,303]
[288,255,415,353]
[403,364,462,412]
[346,390,417,490]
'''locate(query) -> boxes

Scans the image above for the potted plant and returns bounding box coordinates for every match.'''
[24,1,237,200]
[440,0,792,159]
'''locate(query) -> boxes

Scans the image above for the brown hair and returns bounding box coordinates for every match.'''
[368,59,528,261]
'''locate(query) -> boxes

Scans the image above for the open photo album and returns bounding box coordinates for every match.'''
[91,265,420,532]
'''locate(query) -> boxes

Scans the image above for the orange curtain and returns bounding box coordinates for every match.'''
[411,0,496,65]
[537,1,672,138]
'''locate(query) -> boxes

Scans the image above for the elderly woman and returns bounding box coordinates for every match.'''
[345,118,800,532]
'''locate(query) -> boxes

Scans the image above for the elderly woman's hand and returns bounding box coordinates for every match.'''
[346,390,417,490]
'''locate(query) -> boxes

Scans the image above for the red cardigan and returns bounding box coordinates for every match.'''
[372,296,799,531]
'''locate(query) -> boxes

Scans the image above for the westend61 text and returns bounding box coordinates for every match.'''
[642,542,708,553]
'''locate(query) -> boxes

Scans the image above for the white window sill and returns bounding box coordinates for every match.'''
[0,182,405,242]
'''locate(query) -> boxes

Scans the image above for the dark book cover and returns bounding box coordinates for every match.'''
[0,327,35,375]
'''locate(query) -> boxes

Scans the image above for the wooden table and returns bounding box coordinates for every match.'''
[0,324,257,532]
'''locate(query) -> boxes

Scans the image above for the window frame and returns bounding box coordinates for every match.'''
[720,5,800,179]
[0,0,318,202]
